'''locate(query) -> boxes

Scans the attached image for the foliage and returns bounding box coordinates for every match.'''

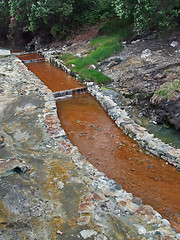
[99,16,133,35]
[79,69,110,84]
[0,0,10,38]
[8,0,74,38]
[113,0,180,34]
[60,53,74,61]
[7,0,113,39]
[73,0,113,26]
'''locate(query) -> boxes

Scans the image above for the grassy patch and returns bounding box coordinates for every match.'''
[61,23,133,84]
[155,79,180,100]
[60,53,74,61]
[79,69,110,84]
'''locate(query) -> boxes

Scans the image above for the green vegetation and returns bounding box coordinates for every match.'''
[79,69,110,84]
[0,0,9,39]
[0,0,179,42]
[7,0,113,39]
[113,0,180,34]
[61,26,133,83]
[155,80,180,100]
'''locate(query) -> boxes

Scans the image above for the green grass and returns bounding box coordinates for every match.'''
[60,24,133,84]
[60,53,74,61]
[79,69,110,84]
[156,79,180,100]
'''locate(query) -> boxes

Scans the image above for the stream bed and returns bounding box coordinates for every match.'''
[19,53,180,233]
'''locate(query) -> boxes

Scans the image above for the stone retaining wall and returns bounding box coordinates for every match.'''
[43,52,180,169]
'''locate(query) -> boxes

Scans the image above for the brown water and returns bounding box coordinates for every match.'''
[56,94,180,232]
[18,53,44,61]
[27,62,82,92]
[21,54,180,233]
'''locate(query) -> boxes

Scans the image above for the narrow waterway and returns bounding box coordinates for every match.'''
[19,54,83,92]
[19,53,180,233]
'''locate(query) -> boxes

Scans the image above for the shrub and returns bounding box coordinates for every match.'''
[113,0,180,34]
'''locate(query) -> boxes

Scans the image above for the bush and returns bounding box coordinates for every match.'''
[0,0,9,39]
[113,0,180,34]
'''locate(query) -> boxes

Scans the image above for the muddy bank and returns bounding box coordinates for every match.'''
[1,54,179,239]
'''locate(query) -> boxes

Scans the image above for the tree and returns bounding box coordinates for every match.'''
[8,0,74,38]
[0,0,10,40]
[8,0,113,39]
[113,0,180,34]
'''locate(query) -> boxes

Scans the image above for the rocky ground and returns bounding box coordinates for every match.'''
[102,35,180,131]
[0,52,179,239]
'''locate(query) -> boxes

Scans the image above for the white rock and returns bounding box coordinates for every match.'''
[80,230,97,239]
[170,41,179,47]
[134,224,147,234]
[57,181,64,189]
[0,49,11,56]
[141,49,152,58]
[95,234,108,240]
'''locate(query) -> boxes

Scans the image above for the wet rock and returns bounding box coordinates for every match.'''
[115,184,122,190]
[132,197,142,206]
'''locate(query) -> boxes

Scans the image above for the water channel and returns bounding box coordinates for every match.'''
[18,53,180,233]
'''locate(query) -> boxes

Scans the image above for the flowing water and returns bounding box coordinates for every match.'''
[19,53,180,233]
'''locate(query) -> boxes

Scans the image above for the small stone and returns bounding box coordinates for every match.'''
[78,201,94,213]
[57,181,64,189]
[170,41,179,47]
[56,230,63,235]
[141,49,152,58]
[115,184,122,190]
[134,224,147,234]
[132,197,142,206]
[80,230,97,239]
[95,234,108,240]
[88,64,96,69]
[77,216,91,225]
[86,193,103,201]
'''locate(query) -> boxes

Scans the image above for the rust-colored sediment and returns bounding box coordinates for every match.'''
[19,53,82,92]
[26,62,82,92]
[56,94,180,232]
[19,55,180,233]
[18,53,44,61]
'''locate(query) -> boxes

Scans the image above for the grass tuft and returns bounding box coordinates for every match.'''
[61,23,133,84]
[79,69,110,84]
